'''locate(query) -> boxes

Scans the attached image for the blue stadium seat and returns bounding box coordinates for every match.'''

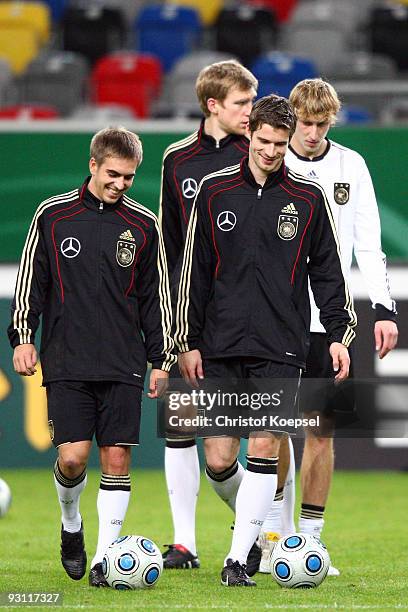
[250,52,318,99]
[43,0,67,22]
[134,4,202,72]
[337,105,374,125]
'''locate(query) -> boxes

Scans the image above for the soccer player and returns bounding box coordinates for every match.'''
[258,78,398,575]
[159,60,258,570]
[8,127,176,586]
[174,94,357,586]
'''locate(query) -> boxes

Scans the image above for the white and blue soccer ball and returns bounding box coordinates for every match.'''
[0,478,11,518]
[270,533,330,588]
[103,535,163,590]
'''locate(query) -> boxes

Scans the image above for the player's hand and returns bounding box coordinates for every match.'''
[178,350,204,388]
[13,343,38,376]
[374,320,398,359]
[329,342,350,382]
[147,368,169,399]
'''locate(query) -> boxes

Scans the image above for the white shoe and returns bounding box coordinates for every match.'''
[258,531,281,573]
[327,564,340,576]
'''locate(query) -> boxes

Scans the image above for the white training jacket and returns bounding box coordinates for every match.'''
[286,139,396,333]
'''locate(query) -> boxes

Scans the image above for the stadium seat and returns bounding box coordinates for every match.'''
[71,103,135,120]
[0,58,17,107]
[281,20,348,73]
[289,0,358,32]
[70,0,147,27]
[155,50,237,118]
[0,25,40,74]
[381,98,408,124]
[62,6,126,65]
[167,0,223,26]
[368,4,408,71]
[326,51,398,81]
[245,0,299,23]
[91,52,163,118]
[134,4,202,72]
[250,51,318,98]
[0,1,51,44]
[214,5,278,67]
[337,105,374,125]
[42,0,67,23]
[0,104,59,119]
[19,51,89,117]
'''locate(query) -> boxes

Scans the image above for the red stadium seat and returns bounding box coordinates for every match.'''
[0,104,59,119]
[91,52,162,118]
[245,0,298,22]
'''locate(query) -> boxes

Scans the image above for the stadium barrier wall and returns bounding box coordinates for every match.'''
[0,124,408,261]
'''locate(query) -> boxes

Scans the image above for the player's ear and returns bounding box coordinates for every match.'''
[89,157,97,176]
[207,97,218,115]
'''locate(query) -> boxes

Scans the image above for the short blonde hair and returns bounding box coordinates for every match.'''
[196,60,258,117]
[289,78,341,123]
[90,126,143,167]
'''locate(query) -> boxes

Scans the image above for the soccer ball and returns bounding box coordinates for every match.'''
[270,533,330,588]
[103,535,163,589]
[0,478,11,518]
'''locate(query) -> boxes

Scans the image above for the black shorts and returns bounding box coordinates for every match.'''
[301,333,355,419]
[304,333,354,379]
[161,357,302,439]
[46,381,142,447]
[203,357,301,436]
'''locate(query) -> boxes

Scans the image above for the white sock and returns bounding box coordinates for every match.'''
[262,498,283,535]
[226,457,278,566]
[205,459,244,512]
[165,443,200,555]
[54,461,87,533]
[281,436,296,536]
[91,474,131,567]
[298,517,324,538]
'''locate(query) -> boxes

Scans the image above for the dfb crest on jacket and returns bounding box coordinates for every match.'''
[116,241,136,267]
[334,183,350,205]
[277,214,298,240]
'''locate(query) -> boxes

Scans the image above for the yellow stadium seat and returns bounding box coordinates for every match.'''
[0,25,40,74]
[0,1,51,44]
[167,0,223,26]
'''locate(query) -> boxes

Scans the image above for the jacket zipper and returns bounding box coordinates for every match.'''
[97,201,103,372]
[245,188,260,352]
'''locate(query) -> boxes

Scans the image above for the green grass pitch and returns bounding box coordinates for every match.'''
[0,469,406,610]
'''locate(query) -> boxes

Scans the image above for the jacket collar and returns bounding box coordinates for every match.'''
[199,119,249,151]
[241,156,286,190]
[288,139,331,162]
[79,176,124,211]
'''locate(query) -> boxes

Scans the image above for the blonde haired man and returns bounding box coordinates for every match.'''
[259,78,398,575]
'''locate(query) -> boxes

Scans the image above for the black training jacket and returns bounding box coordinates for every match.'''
[175,159,357,370]
[8,180,176,386]
[159,120,249,276]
